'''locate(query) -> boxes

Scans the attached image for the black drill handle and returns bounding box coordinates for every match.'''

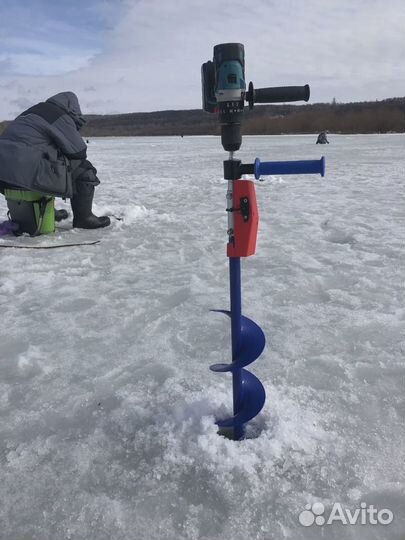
[247,83,310,107]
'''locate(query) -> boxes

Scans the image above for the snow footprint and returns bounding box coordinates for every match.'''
[321,219,356,245]
[56,297,97,313]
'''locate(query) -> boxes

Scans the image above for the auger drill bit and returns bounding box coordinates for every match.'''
[201,42,325,440]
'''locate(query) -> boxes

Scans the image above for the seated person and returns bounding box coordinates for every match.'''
[0,91,110,229]
[316,131,329,144]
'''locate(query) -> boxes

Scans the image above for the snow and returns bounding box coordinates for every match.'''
[0,134,404,540]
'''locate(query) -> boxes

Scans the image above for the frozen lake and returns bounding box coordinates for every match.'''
[0,134,404,540]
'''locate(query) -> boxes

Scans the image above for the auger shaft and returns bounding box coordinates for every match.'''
[228,153,244,440]
[229,256,244,441]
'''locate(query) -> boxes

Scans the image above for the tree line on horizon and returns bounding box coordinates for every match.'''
[1,98,404,137]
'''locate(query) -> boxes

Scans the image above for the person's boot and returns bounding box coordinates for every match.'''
[71,188,110,229]
[55,209,69,222]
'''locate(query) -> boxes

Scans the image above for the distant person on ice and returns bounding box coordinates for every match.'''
[316,131,329,144]
[0,91,110,229]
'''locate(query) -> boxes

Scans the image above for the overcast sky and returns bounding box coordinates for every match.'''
[0,0,404,119]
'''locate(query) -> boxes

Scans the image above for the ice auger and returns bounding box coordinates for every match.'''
[202,43,325,440]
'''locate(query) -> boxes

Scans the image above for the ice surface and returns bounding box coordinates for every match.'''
[0,134,404,540]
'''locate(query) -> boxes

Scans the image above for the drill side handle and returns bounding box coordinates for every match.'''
[246,82,310,107]
[254,156,325,179]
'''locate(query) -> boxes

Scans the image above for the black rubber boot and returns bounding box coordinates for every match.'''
[71,188,110,229]
[55,209,69,222]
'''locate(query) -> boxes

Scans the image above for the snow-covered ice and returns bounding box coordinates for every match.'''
[0,134,404,540]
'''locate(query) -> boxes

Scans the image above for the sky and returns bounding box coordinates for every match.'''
[0,0,404,119]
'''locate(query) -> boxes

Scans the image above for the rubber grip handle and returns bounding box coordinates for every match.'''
[254,156,325,179]
[253,84,310,103]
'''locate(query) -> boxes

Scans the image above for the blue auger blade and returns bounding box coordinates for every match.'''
[216,369,266,428]
[210,310,265,372]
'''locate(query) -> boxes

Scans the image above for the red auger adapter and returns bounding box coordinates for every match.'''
[227,179,259,258]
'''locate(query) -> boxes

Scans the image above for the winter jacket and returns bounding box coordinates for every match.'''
[316,131,329,144]
[0,92,88,198]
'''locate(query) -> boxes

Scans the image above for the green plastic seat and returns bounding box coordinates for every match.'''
[5,189,55,235]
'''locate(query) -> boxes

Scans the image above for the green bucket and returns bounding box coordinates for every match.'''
[5,189,55,235]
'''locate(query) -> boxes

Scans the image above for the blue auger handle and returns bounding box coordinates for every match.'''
[254,156,325,180]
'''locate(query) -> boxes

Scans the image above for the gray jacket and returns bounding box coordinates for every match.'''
[0,92,87,198]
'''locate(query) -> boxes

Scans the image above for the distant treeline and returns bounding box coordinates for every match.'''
[1,98,404,137]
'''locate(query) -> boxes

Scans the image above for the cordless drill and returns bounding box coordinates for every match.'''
[201,42,310,152]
